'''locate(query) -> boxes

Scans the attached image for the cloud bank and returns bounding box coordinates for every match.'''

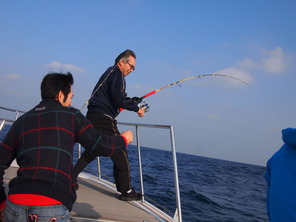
[262,47,288,74]
[216,47,291,86]
[46,61,85,73]
[4,74,21,80]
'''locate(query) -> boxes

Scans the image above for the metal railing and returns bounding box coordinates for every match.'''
[0,106,182,222]
[0,106,25,131]
[118,122,182,222]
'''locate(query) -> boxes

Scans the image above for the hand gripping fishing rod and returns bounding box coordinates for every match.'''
[121,73,250,112]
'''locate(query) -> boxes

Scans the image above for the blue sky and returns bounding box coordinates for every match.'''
[1,0,295,166]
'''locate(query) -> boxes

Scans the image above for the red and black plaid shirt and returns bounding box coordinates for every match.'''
[0,99,126,210]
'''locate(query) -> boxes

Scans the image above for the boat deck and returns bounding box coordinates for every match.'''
[3,166,173,222]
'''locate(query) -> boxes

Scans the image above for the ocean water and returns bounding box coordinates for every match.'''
[1,125,268,222]
[75,145,268,222]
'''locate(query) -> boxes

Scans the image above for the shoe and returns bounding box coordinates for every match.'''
[119,188,142,201]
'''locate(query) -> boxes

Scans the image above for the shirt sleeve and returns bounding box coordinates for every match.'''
[0,126,17,203]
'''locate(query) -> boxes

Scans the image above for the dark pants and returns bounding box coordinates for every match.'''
[73,112,131,193]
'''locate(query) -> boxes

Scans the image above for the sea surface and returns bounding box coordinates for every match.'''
[1,125,268,222]
[74,145,268,222]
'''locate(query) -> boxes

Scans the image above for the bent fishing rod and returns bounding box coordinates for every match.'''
[120,73,250,112]
[81,73,250,111]
[139,73,250,101]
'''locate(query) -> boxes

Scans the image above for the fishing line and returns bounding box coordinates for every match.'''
[262,101,283,129]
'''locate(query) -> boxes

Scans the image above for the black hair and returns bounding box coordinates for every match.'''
[41,72,74,102]
[114,49,136,65]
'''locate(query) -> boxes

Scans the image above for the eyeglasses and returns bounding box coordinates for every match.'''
[126,60,135,71]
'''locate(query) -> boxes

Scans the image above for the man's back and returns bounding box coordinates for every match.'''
[2,99,81,210]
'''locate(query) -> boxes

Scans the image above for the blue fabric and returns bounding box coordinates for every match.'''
[4,199,70,222]
[265,128,296,221]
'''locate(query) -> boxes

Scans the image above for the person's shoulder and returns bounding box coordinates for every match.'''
[64,106,80,114]
[103,66,117,74]
[267,144,296,166]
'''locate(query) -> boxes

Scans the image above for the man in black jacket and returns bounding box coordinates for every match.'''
[73,49,145,201]
[0,72,133,221]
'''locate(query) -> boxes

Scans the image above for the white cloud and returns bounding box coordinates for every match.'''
[63,64,84,72]
[206,113,220,120]
[262,47,287,74]
[205,47,289,87]
[233,47,291,78]
[46,61,85,73]
[4,74,21,80]
[47,61,62,69]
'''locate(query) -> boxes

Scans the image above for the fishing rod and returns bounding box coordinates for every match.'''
[122,73,250,112]
[139,73,250,101]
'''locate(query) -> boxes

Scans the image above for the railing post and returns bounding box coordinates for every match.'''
[0,120,6,131]
[15,111,20,120]
[170,126,182,222]
[77,144,101,179]
[97,157,101,179]
[78,144,81,158]
[135,125,145,202]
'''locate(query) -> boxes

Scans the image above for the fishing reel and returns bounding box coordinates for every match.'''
[139,101,150,113]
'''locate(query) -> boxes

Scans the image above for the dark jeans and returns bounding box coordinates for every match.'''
[73,112,131,193]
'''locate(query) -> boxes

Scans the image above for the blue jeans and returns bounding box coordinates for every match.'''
[4,199,70,222]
